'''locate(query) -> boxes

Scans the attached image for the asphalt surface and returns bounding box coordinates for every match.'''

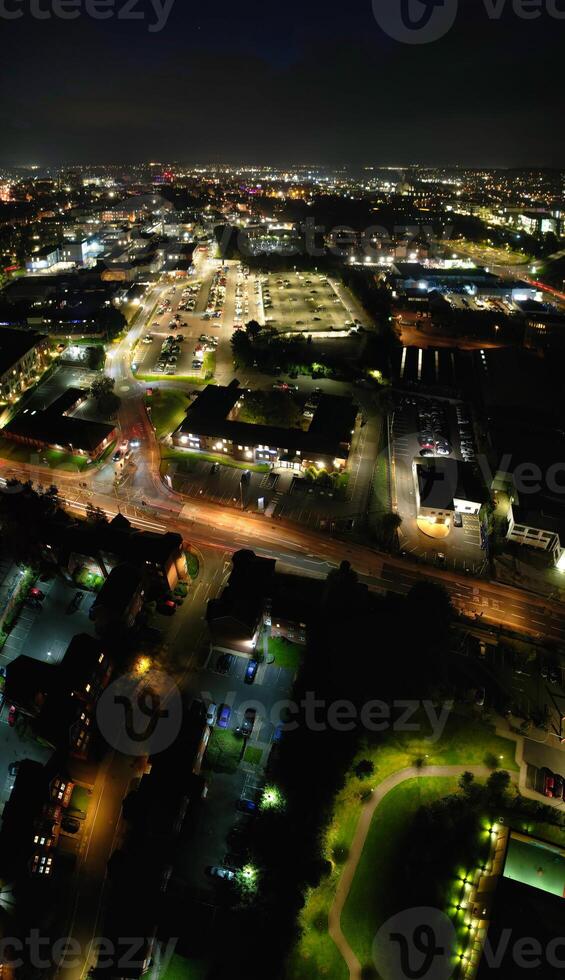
[2,260,565,976]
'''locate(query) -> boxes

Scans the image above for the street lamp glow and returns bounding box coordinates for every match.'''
[260,785,285,811]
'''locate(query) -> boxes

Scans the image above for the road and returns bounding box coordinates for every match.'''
[3,262,565,976]
[63,752,143,980]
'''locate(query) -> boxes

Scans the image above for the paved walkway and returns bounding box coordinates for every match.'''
[327,722,543,980]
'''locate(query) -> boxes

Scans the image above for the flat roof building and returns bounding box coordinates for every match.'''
[172,381,358,472]
[3,387,117,459]
[414,458,487,522]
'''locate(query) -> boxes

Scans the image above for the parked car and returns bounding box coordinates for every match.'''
[244,660,258,685]
[156,599,176,616]
[474,687,486,707]
[206,866,236,882]
[206,703,218,727]
[8,705,17,727]
[236,798,257,814]
[68,591,84,613]
[62,817,81,834]
[8,761,19,776]
[238,708,257,737]
[453,513,463,528]
[217,704,232,729]
[29,587,45,600]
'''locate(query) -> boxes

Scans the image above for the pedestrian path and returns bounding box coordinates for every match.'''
[327,724,543,980]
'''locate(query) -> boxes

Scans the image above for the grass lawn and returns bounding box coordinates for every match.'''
[291,713,518,978]
[341,776,459,969]
[148,389,191,438]
[184,551,199,580]
[205,729,243,774]
[45,449,92,472]
[203,351,216,376]
[137,371,213,385]
[268,636,303,671]
[162,447,270,474]
[369,443,390,518]
[75,568,104,592]
[69,785,92,818]
[0,436,35,465]
[0,435,114,473]
[162,955,210,980]
[0,567,36,648]
[243,745,263,766]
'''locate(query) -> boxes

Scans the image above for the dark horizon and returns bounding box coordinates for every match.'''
[1,0,564,169]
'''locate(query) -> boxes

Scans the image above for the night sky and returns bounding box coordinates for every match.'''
[1,0,564,167]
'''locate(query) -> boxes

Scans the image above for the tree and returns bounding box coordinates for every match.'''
[459,771,475,794]
[0,481,67,570]
[86,345,105,371]
[373,511,402,550]
[354,759,374,780]
[485,770,511,805]
[230,329,252,367]
[90,375,121,417]
[85,502,109,525]
[403,581,453,693]
[245,319,261,343]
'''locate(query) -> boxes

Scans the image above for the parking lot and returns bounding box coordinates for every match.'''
[391,394,486,572]
[260,270,358,334]
[11,364,104,418]
[175,649,296,898]
[443,292,520,315]
[0,576,96,666]
[172,459,359,531]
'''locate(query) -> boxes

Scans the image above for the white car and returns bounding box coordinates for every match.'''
[206,702,218,726]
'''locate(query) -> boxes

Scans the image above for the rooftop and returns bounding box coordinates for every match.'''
[416,458,487,510]
[176,382,357,458]
[4,406,116,454]
[44,513,183,569]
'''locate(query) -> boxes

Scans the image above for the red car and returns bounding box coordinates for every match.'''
[157,599,176,617]
[8,705,17,727]
[29,587,45,601]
